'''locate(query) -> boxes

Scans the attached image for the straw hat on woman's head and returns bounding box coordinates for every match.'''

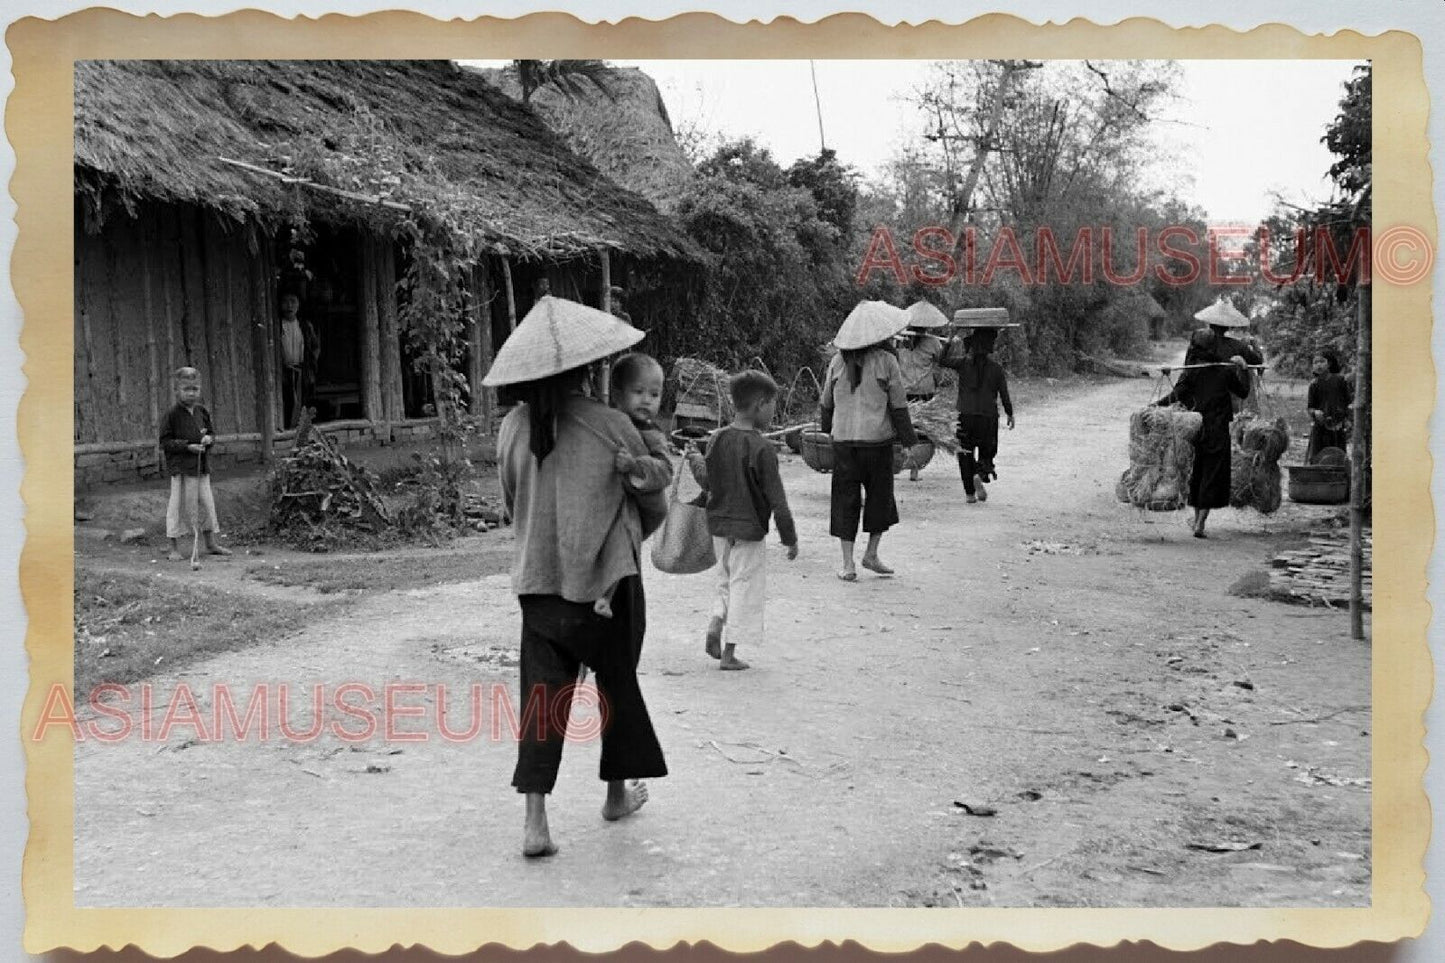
[1193,297,1251,329]
[904,301,950,330]
[834,300,910,350]
[482,296,645,386]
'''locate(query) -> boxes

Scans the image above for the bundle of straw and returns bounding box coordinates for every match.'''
[1228,414,1288,514]
[1117,406,1203,511]
[668,357,733,421]
[907,396,961,454]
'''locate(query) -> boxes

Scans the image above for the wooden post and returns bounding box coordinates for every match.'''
[501,254,518,331]
[250,226,275,463]
[467,266,494,433]
[377,238,406,428]
[139,219,161,436]
[1349,278,1371,641]
[358,238,384,430]
[596,248,614,400]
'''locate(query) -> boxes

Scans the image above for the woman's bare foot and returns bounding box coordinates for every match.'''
[720,643,750,670]
[602,780,649,821]
[522,795,558,858]
[837,569,857,582]
[861,555,894,576]
[704,616,724,659]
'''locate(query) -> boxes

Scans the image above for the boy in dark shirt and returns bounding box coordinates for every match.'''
[158,367,231,563]
[698,371,798,670]
[939,328,1015,503]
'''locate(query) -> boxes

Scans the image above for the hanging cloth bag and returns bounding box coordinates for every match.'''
[650,456,717,575]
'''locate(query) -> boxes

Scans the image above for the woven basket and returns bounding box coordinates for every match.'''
[784,423,817,454]
[799,431,835,473]
[899,436,936,472]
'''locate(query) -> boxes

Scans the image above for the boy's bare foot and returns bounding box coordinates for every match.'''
[206,544,232,556]
[167,551,184,561]
[593,597,613,619]
[837,569,857,582]
[720,655,751,670]
[523,795,558,857]
[522,829,558,858]
[861,555,894,576]
[965,494,978,504]
[704,616,724,659]
[602,780,649,821]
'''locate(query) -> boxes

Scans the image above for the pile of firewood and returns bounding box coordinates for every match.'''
[1267,529,1372,610]
[269,410,391,544]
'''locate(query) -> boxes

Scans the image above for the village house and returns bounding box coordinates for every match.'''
[73,59,699,488]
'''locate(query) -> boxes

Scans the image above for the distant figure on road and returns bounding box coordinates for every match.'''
[1306,347,1353,463]
[1154,298,1264,538]
[821,301,916,582]
[938,327,1015,504]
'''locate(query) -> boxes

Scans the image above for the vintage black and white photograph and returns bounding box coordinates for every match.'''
[67,55,1376,909]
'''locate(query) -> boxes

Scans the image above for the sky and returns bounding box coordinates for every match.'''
[473,58,1365,227]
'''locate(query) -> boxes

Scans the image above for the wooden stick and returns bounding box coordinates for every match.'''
[1161,363,1269,372]
[217,156,413,212]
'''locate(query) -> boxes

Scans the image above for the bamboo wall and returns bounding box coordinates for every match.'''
[74,200,279,445]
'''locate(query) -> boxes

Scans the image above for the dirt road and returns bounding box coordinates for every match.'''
[73,376,1370,907]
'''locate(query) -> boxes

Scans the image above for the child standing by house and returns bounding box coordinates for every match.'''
[158,367,231,561]
[1306,347,1353,463]
[938,327,1015,503]
[594,353,674,617]
[699,371,798,671]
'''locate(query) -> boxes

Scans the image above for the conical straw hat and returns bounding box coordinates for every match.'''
[482,296,645,386]
[834,300,910,350]
[1193,297,1251,328]
[904,301,950,329]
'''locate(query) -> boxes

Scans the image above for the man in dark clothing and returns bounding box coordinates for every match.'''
[939,327,1015,503]
[1155,319,1264,538]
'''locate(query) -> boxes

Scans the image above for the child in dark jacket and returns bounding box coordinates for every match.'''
[158,367,231,563]
[696,371,798,670]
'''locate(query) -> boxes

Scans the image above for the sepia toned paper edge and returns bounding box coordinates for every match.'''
[10,8,1432,956]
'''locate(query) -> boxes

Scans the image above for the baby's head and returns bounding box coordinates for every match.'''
[174,366,202,406]
[609,354,665,423]
[729,370,780,428]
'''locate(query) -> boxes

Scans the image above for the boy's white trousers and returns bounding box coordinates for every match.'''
[711,536,767,648]
[166,474,220,539]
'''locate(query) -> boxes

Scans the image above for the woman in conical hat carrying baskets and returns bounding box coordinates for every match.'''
[819,301,919,581]
[484,296,670,858]
[1153,297,1265,539]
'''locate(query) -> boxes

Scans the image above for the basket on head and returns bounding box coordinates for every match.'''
[799,431,835,473]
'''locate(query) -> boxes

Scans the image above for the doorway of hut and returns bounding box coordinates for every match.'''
[278,223,365,425]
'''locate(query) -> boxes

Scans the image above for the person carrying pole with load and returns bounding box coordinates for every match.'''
[1153,297,1265,539]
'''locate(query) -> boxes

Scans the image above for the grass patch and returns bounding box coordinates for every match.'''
[245,542,513,594]
[75,568,340,693]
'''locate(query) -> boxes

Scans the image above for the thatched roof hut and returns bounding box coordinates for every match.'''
[72,59,702,485]
[75,59,697,260]
[473,64,697,215]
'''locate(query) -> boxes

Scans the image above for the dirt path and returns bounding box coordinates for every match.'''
[73,376,1370,907]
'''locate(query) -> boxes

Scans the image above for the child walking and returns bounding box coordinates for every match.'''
[1306,347,1353,463]
[595,353,673,617]
[699,371,798,671]
[939,328,1015,503]
[158,367,231,562]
